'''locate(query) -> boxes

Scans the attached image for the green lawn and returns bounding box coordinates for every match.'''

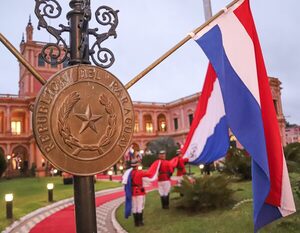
[117,173,300,233]
[0,177,121,231]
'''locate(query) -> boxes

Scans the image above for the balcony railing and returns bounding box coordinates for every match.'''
[0,94,19,98]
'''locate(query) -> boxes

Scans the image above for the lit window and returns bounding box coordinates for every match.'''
[146,123,153,133]
[160,121,166,132]
[11,121,21,135]
[134,122,139,133]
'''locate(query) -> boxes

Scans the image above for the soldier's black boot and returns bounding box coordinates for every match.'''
[163,196,169,209]
[139,212,144,226]
[160,196,165,209]
[133,213,139,227]
[165,194,170,209]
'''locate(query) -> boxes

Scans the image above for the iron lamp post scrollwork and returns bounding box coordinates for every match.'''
[34,0,119,68]
[34,0,69,64]
[89,6,119,68]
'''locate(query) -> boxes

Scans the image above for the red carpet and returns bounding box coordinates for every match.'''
[30,181,176,232]
[30,191,124,233]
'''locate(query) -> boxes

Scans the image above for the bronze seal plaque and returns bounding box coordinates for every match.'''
[33,65,134,175]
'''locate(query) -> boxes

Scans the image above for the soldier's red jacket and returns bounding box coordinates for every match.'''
[176,157,189,176]
[158,160,173,181]
[131,169,152,196]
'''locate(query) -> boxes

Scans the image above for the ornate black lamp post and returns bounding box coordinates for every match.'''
[34,1,119,232]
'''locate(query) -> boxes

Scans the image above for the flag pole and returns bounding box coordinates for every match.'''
[125,0,240,90]
[0,33,47,85]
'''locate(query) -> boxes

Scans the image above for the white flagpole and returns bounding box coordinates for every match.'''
[203,0,213,21]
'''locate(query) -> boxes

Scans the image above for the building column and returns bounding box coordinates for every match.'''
[29,142,35,169]
[153,112,157,133]
[29,111,33,131]
[139,111,143,133]
[166,113,171,132]
[25,111,30,134]
[6,107,11,134]
[180,107,185,130]
[6,144,11,156]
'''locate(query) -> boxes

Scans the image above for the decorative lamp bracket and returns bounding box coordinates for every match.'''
[34,0,119,68]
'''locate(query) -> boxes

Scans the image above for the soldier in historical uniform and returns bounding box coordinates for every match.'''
[175,149,189,178]
[173,149,189,196]
[157,150,173,209]
[129,159,146,226]
[127,158,159,226]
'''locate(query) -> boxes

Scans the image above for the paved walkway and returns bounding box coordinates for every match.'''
[3,187,127,233]
[96,197,127,233]
[3,177,176,233]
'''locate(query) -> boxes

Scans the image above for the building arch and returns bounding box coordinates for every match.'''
[157,113,167,132]
[11,145,29,171]
[143,114,153,133]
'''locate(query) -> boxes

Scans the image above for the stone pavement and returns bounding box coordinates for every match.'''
[3,187,127,233]
[96,197,128,233]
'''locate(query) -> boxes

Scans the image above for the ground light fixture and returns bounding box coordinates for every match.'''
[47,183,54,202]
[107,170,113,181]
[5,193,13,219]
[199,164,205,174]
[119,165,124,174]
[6,155,11,179]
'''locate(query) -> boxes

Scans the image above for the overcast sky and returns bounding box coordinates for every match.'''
[0,0,299,124]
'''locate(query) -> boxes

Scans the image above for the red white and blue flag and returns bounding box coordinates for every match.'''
[182,63,230,165]
[182,0,295,231]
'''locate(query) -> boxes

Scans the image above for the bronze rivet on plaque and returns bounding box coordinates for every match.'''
[33,64,134,175]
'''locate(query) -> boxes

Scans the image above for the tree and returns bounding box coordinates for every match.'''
[0,150,7,178]
[142,137,178,167]
[146,137,178,159]
[284,142,300,173]
[222,147,252,180]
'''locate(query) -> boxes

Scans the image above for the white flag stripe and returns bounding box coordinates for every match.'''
[184,79,225,161]
[279,155,296,216]
[218,11,261,106]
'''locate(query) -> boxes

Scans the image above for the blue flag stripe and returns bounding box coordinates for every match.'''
[190,116,229,165]
[124,170,132,218]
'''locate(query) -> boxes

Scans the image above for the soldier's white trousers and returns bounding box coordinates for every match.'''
[132,195,145,213]
[158,180,171,196]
